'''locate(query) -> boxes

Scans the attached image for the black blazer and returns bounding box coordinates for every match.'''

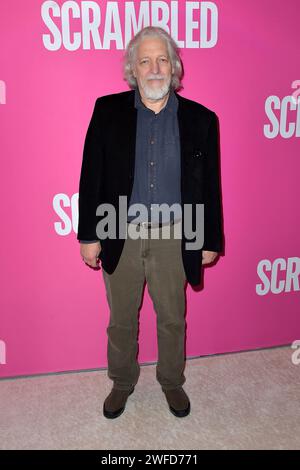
[77,89,223,286]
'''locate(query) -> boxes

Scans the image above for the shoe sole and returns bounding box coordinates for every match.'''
[169,402,191,418]
[103,388,134,419]
[162,388,191,418]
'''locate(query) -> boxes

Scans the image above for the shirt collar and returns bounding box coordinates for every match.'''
[134,86,178,114]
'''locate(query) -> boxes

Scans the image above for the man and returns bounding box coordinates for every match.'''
[77,26,223,419]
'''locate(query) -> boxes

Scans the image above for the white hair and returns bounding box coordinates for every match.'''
[123,26,184,91]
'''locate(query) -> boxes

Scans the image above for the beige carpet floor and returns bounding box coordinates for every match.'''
[0,345,299,450]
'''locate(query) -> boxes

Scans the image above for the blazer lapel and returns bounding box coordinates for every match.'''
[125,91,138,180]
[175,91,193,174]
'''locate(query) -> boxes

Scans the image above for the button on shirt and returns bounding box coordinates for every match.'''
[127,87,182,224]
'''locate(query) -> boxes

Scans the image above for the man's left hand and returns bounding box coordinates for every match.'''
[202,250,218,265]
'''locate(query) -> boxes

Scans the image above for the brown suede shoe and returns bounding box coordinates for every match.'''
[162,387,191,417]
[103,387,135,419]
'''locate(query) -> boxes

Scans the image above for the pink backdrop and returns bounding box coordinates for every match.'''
[1,0,299,378]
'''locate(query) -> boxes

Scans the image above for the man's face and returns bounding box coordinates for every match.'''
[133,37,174,100]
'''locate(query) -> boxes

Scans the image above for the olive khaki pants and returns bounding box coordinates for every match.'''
[102,220,187,391]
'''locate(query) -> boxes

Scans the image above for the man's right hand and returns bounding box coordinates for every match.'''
[80,241,102,268]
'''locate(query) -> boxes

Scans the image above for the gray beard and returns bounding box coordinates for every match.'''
[140,76,172,100]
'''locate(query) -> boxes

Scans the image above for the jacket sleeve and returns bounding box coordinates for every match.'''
[77,98,104,242]
[202,111,223,252]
